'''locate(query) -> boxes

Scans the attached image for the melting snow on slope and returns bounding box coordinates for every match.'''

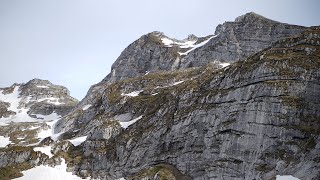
[0,136,11,148]
[68,136,87,146]
[178,35,217,55]
[0,122,8,126]
[0,86,62,124]
[14,159,86,180]
[36,85,49,88]
[172,81,184,86]
[37,118,62,141]
[119,116,143,129]
[82,104,91,111]
[121,90,143,97]
[276,175,300,180]
[0,86,38,123]
[33,146,53,158]
[219,62,230,68]
[161,37,197,48]
[0,86,21,112]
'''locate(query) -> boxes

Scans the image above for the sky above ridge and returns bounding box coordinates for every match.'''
[0,0,319,100]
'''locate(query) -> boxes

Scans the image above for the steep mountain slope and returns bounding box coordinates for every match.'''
[54,27,320,179]
[55,12,310,135]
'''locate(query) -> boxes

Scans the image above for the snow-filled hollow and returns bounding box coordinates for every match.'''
[82,104,91,111]
[33,146,53,158]
[119,115,143,129]
[68,136,87,146]
[121,90,143,97]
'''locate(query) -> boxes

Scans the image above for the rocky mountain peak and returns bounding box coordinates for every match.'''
[234,12,275,23]
[27,78,51,84]
[185,34,198,41]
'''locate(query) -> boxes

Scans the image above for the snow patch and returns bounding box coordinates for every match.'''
[219,62,230,68]
[33,146,53,158]
[119,115,143,129]
[0,86,21,112]
[37,118,61,141]
[160,37,197,48]
[276,175,300,180]
[82,104,91,111]
[14,159,86,180]
[68,136,87,146]
[172,81,184,86]
[179,35,217,55]
[121,90,143,97]
[36,85,49,88]
[29,126,40,130]
[0,122,8,126]
[0,136,11,148]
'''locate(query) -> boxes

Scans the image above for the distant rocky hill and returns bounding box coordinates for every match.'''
[0,78,78,125]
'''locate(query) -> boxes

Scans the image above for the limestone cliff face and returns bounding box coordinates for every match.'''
[179,12,307,68]
[54,27,320,180]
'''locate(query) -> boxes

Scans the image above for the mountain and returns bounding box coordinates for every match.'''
[0,79,78,179]
[1,12,319,180]
[54,12,309,134]
[0,78,78,125]
[102,12,307,83]
[56,27,320,180]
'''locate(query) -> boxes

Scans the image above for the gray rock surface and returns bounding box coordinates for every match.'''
[0,101,16,118]
[179,12,307,68]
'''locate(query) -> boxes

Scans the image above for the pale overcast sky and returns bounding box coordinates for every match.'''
[0,0,319,100]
